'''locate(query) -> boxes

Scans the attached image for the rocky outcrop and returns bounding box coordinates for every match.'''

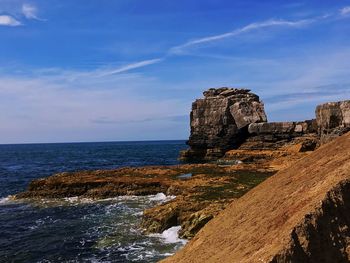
[244,121,318,151]
[316,100,350,144]
[248,120,317,137]
[181,88,350,162]
[181,88,267,161]
[162,132,350,263]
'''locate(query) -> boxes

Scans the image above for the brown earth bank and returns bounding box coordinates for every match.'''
[161,132,350,263]
[15,137,313,239]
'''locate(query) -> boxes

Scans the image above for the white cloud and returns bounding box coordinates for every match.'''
[98,18,315,75]
[22,3,45,21]
[97,58,163,77]
[0,15,21,26]
[340,6,350,16]
[169,18,313,54]
[0,69,189,143]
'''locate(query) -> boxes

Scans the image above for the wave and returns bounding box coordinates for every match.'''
[20,192,176,208]
[149,193,176,202]
[149,226,187,245]
[0,196,10,205]
[0,195,16,205]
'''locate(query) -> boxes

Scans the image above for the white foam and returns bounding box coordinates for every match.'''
[149,193,167,201]
[63,196,79,202]
[149,226,187,245]
[149,193,176,202]
[0,196,11,205]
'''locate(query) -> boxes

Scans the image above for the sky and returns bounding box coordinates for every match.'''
[0,0,350,144]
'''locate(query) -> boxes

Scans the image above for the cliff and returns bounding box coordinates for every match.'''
[162,132,350,263]
[316,100,350,144]
[181,87,267,161]
[181,88,349,161]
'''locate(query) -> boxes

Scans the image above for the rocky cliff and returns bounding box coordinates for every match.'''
[181,88,267,161]
[316,100,350,144]
[181,88,350,161]
[162,132,350,263]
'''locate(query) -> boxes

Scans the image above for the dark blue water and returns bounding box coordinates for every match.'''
[0,141,188,263]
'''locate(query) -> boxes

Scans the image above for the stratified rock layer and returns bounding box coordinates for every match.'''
[316,100,350,144]
[162,132,350,263]
[183,88,267,161]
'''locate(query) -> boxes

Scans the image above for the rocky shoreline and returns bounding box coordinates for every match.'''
[15,162,276,239]
[15,87,350,253]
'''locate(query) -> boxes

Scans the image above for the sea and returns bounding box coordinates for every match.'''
[0,140,188,263]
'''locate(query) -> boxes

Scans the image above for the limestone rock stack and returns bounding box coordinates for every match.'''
[181,87,267,161]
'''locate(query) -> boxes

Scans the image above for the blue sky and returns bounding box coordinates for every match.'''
[1,0,350,143]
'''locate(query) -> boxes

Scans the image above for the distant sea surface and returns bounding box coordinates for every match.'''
[0,141,188,263]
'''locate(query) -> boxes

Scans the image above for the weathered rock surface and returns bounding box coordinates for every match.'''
[162,132,350,263]
[180,87,326,161]
[245,121,318,151]
[316,100,350,144]
[181,87,267,161]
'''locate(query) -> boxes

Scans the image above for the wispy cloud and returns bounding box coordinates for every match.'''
[67,7,350,77]
[97,58,163,77]
[97,17,315,76]
[22,3,45,21]
[0,70,189,143]
[340,6,350,16]
[169,19,313,54]
[0,14,21,26]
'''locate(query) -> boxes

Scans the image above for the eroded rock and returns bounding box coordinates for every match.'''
[181,87,267,161]
[316,100,350,144]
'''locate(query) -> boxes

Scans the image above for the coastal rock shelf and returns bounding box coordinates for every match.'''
[16,135,315,240]
[15,164,275,239]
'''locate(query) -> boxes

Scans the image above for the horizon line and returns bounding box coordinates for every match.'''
[0,138,188,146]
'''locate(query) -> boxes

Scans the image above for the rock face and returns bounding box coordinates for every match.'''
[245,121,318,151]
[181,87,324,161]
[162,132,350,263]
[182,89,350,162]
[182,88,267,161]
[316,100,350,144]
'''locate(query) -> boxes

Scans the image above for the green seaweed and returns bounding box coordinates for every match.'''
[193,171,275,201]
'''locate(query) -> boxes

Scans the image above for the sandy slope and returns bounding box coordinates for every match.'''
[162,132,350,263]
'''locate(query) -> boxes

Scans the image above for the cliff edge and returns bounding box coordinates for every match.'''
[162,132,350,263]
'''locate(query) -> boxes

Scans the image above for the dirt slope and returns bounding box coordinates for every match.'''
[162,132,350,263]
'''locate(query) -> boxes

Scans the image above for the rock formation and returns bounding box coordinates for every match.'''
[181,88,321,161]
[181,88,267,161]
[316,100,350,144]
[244,120,319,151]
[162,132,350,263]
[181,88,350,161]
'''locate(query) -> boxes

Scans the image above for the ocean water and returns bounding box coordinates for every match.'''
[0,141,188,263]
